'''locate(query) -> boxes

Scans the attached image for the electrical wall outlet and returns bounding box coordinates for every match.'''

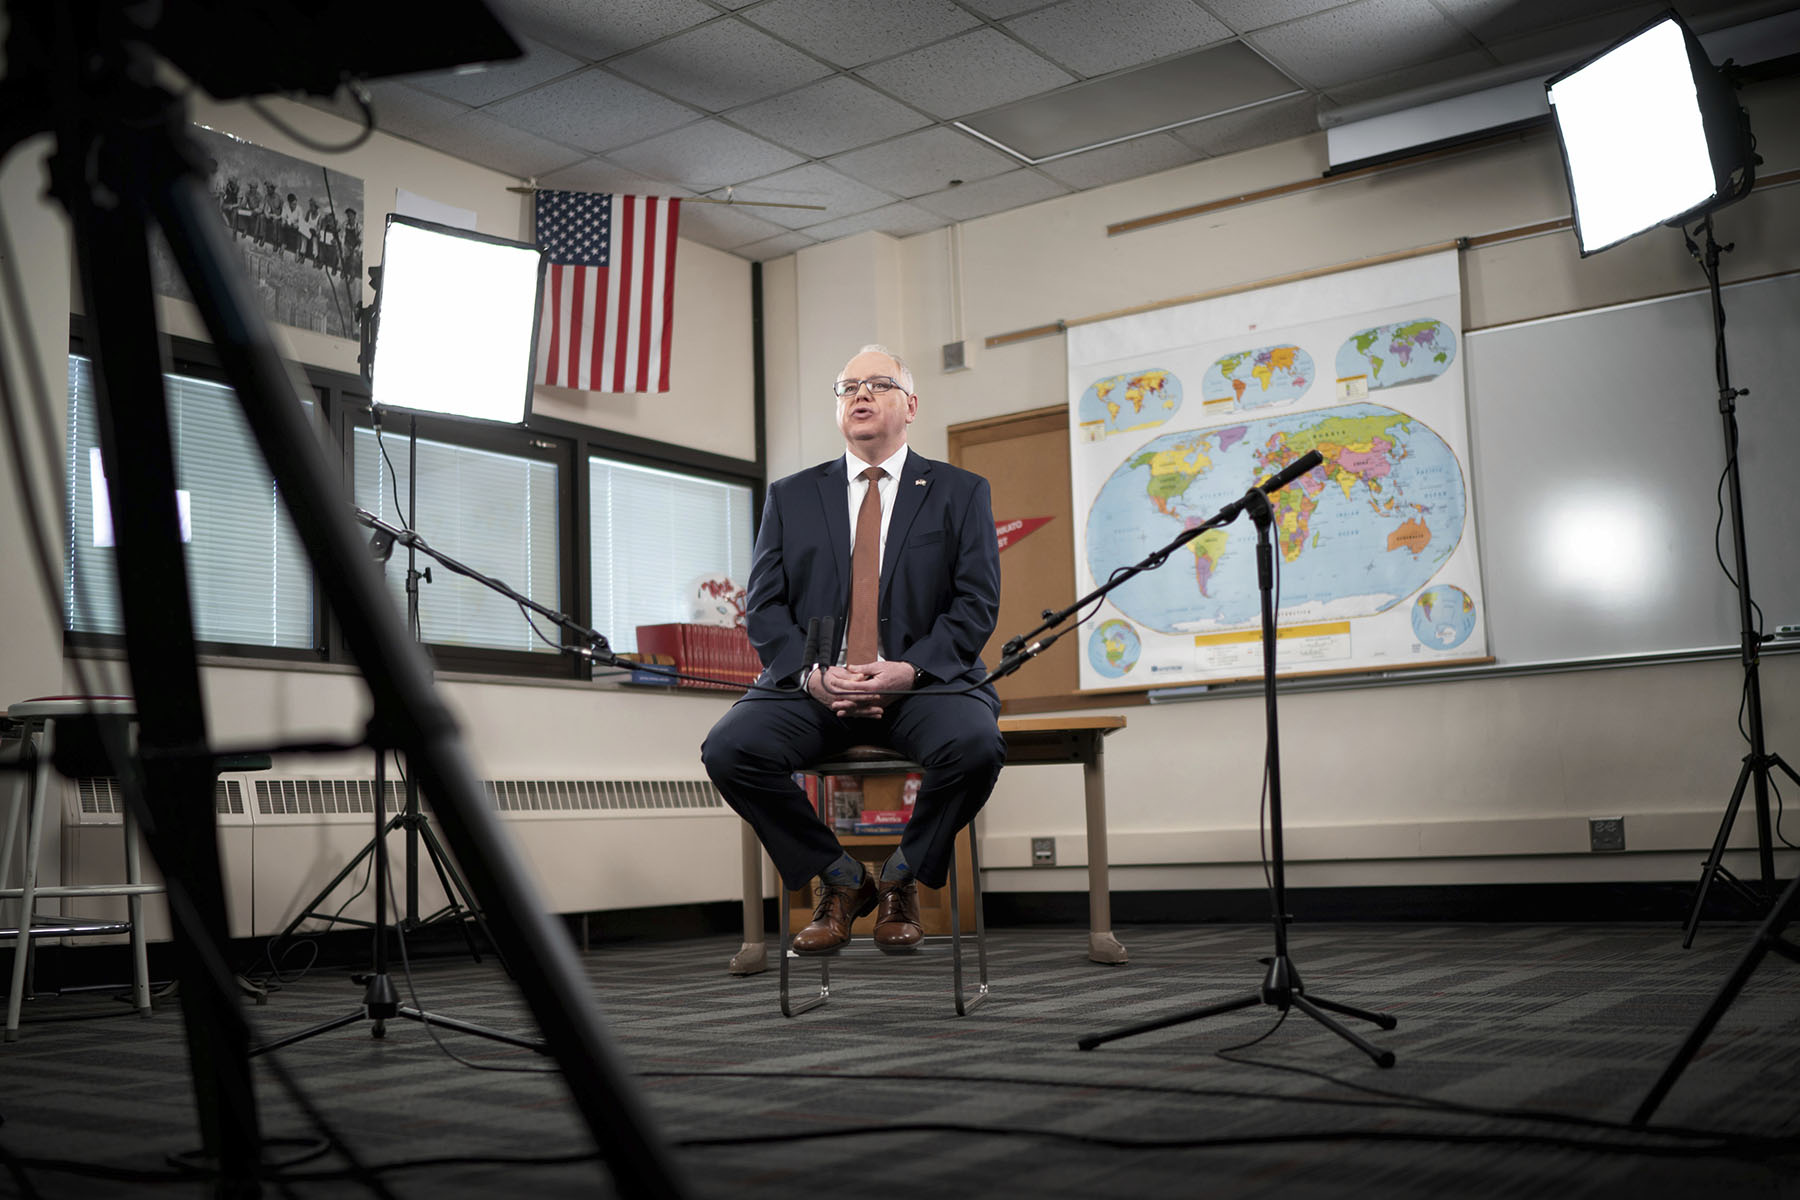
[1589,817,1626,852]
[1031,837,1056,867]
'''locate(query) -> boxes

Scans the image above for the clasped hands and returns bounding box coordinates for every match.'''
[807,659,915,719]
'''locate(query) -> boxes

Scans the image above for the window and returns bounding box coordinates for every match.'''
[64,354,315,650]
[589,455,754,654]
[353,424,563,655]
[64,332,761,679]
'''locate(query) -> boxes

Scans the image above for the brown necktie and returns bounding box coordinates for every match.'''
[847,465,884,664]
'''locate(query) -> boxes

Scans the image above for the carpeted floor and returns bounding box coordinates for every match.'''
[3,921,1798,1198]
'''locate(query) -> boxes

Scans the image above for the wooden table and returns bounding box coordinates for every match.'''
[728,714,1128,974]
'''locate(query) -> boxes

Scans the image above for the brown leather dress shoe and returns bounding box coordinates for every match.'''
[791,873,877,954]
[873,879,923,951]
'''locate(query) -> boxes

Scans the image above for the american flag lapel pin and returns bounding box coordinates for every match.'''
[914,478,927,486]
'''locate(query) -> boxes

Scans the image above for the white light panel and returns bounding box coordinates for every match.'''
[1548,16,1718,255]
[370,217,544,423]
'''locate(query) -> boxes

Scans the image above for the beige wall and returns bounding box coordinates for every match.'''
[767,74,1800,892]
[8,74,1798,915]
[0,95,757,922]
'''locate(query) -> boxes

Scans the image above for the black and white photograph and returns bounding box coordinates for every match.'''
[154,123,365,340]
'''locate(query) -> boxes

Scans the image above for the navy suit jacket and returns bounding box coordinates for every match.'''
[743,449,1001,708]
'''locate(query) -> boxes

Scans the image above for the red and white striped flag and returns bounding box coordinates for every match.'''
[533,190,681,393]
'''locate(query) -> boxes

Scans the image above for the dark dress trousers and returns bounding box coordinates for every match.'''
[702,451,1006,890]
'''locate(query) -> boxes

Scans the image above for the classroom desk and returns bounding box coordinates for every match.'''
[727,714,1128,975]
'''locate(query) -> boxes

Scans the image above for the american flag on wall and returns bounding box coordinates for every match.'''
[533,190,681,393]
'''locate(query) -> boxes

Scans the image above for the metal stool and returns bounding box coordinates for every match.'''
[1,698,159,1041]
[779,745,988,1017]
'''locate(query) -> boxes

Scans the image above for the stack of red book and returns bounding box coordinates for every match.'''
[634,623,761,691]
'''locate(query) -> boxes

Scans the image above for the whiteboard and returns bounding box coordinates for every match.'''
[1464,271,1800,665]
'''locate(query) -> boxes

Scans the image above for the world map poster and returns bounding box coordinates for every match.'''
[1066,250,1488,691]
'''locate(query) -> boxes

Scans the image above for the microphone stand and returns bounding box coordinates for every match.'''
[1075,481,1396,1065]
[980,450,1397,1064]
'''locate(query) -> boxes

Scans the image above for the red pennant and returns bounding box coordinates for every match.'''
[995,515,1054,553]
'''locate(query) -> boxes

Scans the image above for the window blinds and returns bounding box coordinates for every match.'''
[353,428,561,653]
[65,355,315,648]
[589,456,753,654]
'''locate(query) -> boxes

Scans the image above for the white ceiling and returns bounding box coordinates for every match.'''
[302,0,1796,261]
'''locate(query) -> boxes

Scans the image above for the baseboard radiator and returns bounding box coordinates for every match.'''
[52,774,750,942]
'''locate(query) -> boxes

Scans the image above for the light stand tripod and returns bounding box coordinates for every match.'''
[1679,213,1800,947]
[250,739,542,1057]
[266,407,504,972]
[1076,486,1397,1065]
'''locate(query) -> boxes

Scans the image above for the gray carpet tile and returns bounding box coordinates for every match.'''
[1,922,1798,1198]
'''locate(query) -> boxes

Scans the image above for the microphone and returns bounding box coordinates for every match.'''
[1256,449,1324,498]
[992,638,1044,680]
[1220,449,1324,522]
[802,617,821,672]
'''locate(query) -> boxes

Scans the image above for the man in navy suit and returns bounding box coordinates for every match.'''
[703,345,1005,954]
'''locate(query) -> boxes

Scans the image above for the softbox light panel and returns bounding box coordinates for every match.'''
[1546,10,1756,256]
[369,216,545,424]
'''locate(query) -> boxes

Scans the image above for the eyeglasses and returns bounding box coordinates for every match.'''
[832,376,905,397]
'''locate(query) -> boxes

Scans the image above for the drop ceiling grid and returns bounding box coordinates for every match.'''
[286,0,1795,260]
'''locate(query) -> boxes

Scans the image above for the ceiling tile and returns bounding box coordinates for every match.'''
[736,231,821,260]
[1006,0,1232,77]
[535,158,700,197]
[1475,11,1663,66]
[1429,0,1645,44]
[1318,47,1500,107]
[608,20,834,111]
[1168,92,1321,156]
[801,201,950,242]
[742,0,982,68]
[825,127,1017,197]
[608,121,804,190]
[486,0,718,60]
[1197,0,1352,32]
[959,0,1055,16]
[1247,0,1483,89]
[404,36,584,107]
[962,41,1299,159]
[911,168,1071,221]
[858,28,1077,119]
[348,81,475,142]
[728,76,932,157]
[1036,132,1200,188]
[427,110,591,179]
[675,201,794,250]
[484,68,699,152]
[706,163,898,229]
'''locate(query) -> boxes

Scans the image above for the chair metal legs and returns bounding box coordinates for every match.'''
[777,840,987,1018]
